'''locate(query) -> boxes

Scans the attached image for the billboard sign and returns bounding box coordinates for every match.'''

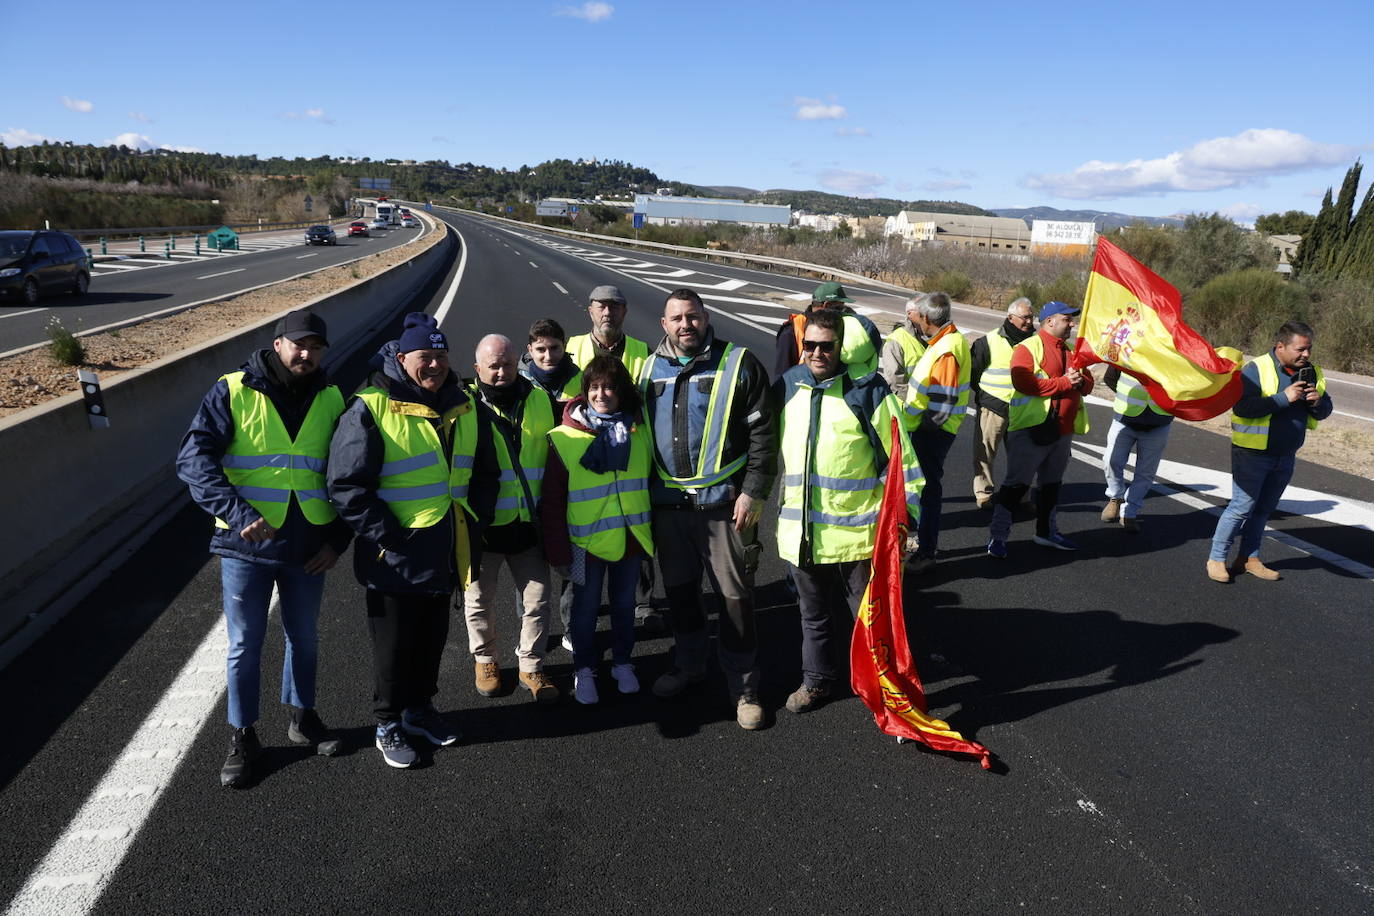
[536,201,569,217]
[1031,219,1096,247]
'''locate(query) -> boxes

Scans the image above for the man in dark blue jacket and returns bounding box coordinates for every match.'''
[177,309,352,788]
[327,313,499,769]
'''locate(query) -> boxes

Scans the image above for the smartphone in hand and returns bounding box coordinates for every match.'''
[1295,367,1316,386]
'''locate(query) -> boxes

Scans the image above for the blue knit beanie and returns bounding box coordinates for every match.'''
[397,312,448,353]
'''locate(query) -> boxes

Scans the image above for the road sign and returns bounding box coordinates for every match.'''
[304,194,313,212]
[506,206,513,213]
[633,212,645,229]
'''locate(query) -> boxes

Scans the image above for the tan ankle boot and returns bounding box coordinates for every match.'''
[1206,560,1231,583]
[1241,558,1281,581]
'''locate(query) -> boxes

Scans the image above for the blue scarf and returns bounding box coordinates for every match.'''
[580,406,632,473]
[526,356,576,394]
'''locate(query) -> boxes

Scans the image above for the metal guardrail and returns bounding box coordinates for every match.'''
[437,205,918,297]
[61,217,355,240]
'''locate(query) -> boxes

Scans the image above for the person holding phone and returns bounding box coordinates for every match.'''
[1208,320,1333,583]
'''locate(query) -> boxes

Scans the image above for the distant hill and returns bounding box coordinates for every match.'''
[744,189,989,219]
[990,206,1184,230]
[702,185,759,199]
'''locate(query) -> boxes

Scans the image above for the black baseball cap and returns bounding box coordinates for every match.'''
[274,309,329,346]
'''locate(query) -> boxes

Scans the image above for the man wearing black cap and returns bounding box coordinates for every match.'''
[177,309,352,788]
[773,281,883,379]
[327,312,499,770]
[986,301,1095,558]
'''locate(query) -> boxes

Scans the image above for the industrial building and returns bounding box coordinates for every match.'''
[633,195,791,228]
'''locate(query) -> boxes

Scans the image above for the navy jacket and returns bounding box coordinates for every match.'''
[176,348,353,566]
[1234,350,1333,456]
[326,342,499,595]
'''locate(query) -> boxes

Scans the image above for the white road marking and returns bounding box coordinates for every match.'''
[529,261,539,269]
[3,597,251,915]
[295,253,319,259]
[0,307,47,321]
[552,282,569,294]
[195,268,246,280]
[433,223,469,327]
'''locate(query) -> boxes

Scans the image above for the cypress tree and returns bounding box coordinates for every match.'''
[1318,161,1363,272]
[1335,184,1374,280]
[1292,188,1334,275]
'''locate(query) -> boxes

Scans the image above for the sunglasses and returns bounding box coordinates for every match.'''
[801,339,837,354]
[1011,313,1034,322]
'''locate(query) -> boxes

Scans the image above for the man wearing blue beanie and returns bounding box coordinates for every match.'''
[328,312,499,769]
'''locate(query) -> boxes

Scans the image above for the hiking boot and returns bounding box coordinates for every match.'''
[1033,532,1079,551]
[402,705,461,746]
[573,667,599,705]
[1206,560,1232,583]
[736,693,765,731]
[986,538,1008,559]
[375,722,417,769]
[652,666,706,699]
[1236,557,1281,581]
[474,661,502,697]
[785,683,831,714]
[610,663,640,695]
[220,726,261,788]
[519,670,560,704]
[1101,498,1122,523]
[1120,516,1141,533]
[287,707,342,757]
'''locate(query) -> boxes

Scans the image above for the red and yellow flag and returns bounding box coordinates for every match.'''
[1071,238,1241,420]
[850,418,991,769]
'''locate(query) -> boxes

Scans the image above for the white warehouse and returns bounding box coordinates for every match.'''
[633,195,791,228]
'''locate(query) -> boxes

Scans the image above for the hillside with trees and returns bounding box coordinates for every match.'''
[747,189,989,218]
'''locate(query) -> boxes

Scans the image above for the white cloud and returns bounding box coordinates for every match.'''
[2,127,55,146]
[795,97,846,121]
[922,179,972,192]
[555,2,614,21]
[101,132,201,153]
[60,96,93,113]
[1024,128,1354,200]
[128,111,153,123]
[282,108,335,124]
[1217,202,1263,225]
[835,127,870,137]
[818,169,886,197]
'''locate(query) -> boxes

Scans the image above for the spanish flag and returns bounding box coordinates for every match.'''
[1071,238,1241,420]
[850,418,992,769]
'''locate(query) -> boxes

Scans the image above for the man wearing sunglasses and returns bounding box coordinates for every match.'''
[773,308,923,715]
[969,298,1037,509]
[773,281,884,379]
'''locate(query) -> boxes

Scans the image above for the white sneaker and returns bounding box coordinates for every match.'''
[610,663,640,695]
[573,667,599,705]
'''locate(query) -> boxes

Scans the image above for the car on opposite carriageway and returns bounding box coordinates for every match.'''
[304,225,338,246]
[0,229,91,305]
[348,221,370,237]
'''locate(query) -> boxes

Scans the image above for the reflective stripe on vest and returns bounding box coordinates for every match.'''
[886,325,927,373]
[904,328,972,434]
[642,343,749,490]
[547,421,655,561]
[357,387,478,528]
[1113,376,1169,417]
[216,372,344,529]
[1230,355,1326,449]
[563,334,650,398]
[978,330,1017,405]
[1007,335,1090,436]
[479,385,556,526]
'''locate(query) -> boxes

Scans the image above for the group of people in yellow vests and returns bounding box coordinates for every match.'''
[179,278,1331,785]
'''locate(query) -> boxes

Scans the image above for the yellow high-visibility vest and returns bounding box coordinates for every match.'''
[1231,355,1325,450]
[1007,334,1089,435]
[547,421,655,561]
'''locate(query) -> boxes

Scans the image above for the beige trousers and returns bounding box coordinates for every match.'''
[971,406,1009,502]
[463,545,551,672]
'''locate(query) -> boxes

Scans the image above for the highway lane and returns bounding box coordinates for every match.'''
[0,220,429,356]
[2,210,1372,914]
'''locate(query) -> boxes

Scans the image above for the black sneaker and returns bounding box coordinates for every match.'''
[375,722,417,769]
[402,705,461,746]
[287,707,342,757]
[220,726,261,788]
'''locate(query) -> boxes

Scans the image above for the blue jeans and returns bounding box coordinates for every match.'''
[570,553,639,670]
[1209,448,1295,562]
[1103,419,1171,518]
[220,556,327,728]
[910,427,956,558]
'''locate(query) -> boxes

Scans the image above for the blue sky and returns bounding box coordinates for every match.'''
[3,0,1370,220]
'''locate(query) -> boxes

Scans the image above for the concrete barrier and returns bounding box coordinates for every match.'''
[0,220,455,665]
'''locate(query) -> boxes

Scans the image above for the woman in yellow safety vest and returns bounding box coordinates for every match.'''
[541,355,654,706]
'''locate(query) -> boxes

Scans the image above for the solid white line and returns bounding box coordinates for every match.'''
[195,268,246,280]
[552,282,568,294]
[1333,409,1374,423]
[1326,377,1374,391]
[0,307,46,321]
[433,223,469,327]
[3,595,253,915]
[295,253,319,260]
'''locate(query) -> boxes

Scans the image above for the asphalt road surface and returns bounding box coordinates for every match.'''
[0,220,428,356]
[3,209,1371,915]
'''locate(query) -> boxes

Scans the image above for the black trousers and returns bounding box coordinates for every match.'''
[790,560,871,688]
[365,590,450,723]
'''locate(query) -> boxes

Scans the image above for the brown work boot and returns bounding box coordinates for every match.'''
[1237,558,1281,581]
[1206,560,1231,583]
[519,670,560,704]
[736,693,765,731]
[474,661,502,697]
[1101,498,1122,523]
[785,683,831,714]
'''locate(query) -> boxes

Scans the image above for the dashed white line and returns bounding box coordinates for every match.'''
[0,307,46,321]
[295,253,320,260]
[552,282,569,294]
[195,268,246,280]
[529,261,539,269]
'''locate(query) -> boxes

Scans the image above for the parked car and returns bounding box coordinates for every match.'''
[370,218,389,231]
[348,221,370,237]
[304,225,337,246]
[400,216,418,228]
[0,230,91,305]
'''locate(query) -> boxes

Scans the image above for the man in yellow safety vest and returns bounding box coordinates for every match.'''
[177,309,352,788]
[968,298,1036,509]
